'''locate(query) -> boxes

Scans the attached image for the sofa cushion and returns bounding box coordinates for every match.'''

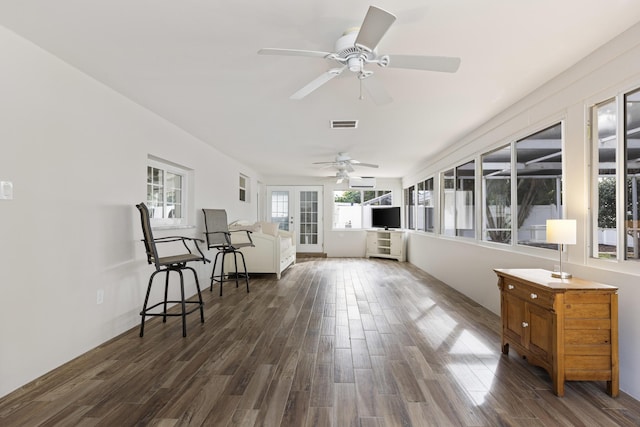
[259,221,280,237]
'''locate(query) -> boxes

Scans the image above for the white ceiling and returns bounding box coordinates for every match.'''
[2,1,640,179]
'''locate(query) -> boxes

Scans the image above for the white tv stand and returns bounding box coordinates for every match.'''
[365,229,406,262]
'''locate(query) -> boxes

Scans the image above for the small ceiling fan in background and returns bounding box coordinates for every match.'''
[258,5,461,104]
[314,152,379,172]
[315,152,378,183]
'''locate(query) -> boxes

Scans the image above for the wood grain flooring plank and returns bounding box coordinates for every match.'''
[354,369,379,418]
[254,378,293,427]
[280,390,310,427]
[316,335,335,365]
[335,325,351,349]
[334,383,358,427]
[305,406,333,427]
[237,363,275,410]
[348,318,365,340]
[370,355,399,395]
[364,330,385,356]
[291,352,315,393]
[351,338,372,369]
[334,348,355,383]
[309,363,334,408]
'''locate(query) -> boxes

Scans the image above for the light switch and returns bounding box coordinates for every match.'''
[0,181,13,200]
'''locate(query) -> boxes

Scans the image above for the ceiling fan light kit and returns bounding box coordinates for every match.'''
[258,5,461,104]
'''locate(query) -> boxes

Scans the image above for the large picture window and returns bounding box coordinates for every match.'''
[333,190,392,229]
[515,123,563,249]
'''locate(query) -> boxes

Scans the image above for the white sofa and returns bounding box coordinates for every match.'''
[224,221,296,279]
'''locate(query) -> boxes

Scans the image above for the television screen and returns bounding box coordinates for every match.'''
[371,206,401,229]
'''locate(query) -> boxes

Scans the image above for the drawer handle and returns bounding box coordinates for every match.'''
[508,285,514,290]
[530,293,538,299]
[522,322,529,328]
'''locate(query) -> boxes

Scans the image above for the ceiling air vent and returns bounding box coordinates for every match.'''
[331,120,358,129]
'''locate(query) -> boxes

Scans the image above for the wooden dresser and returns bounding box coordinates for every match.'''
[494,268,618,397]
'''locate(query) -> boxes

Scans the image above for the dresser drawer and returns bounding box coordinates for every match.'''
[502,279,555,308]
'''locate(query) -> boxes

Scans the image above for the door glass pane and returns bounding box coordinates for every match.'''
[516,123,563,249]
[299,191,319,244]
[271,191,289,231]
[594,99,617,259]
[482,145,512,244]
[625,89,640,260]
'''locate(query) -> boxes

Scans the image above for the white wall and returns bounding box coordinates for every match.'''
[0,27,260,397]
[404,23,640,398]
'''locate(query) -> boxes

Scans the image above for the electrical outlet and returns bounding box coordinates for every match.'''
[97,289,104,305]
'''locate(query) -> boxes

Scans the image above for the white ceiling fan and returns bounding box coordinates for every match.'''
[258,5,461,104]
[314,152,379,174]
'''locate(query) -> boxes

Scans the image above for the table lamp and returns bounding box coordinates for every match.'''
[546,219,576,279]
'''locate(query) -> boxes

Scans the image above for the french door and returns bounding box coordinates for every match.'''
[267,186,323,253]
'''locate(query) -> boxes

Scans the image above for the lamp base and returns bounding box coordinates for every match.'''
[551,271,572,279]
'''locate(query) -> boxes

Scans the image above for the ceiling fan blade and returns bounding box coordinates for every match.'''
[258,48,331,58]
[355,6,397,52]
[361,77,393,105]
[386,54,461,73]
[352,162,379,168]
[290,67,346,100]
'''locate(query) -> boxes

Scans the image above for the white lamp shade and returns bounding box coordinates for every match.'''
[546,219,577,245]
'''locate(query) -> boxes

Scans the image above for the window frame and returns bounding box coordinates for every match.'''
[146,157,191,228]
[239,173,249,202]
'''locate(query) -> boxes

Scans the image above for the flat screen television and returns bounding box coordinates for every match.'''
[371,206,401,230]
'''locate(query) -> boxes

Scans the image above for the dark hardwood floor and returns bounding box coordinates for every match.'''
[2,257,640,426]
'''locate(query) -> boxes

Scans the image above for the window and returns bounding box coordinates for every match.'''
[456,160,475,238]
[482,145,512,244]
[239,174,249,202]
[625,89,640,260]
[591,87,640,261]
[423,178,435,232]
[592,99,617,259]
[413,178,436,232]
[440,160,476,238]
[146,157,190,227]
[404,185,415,229]
[515,123,563,249]
[333,190,392,229]
[441,169,455,236]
